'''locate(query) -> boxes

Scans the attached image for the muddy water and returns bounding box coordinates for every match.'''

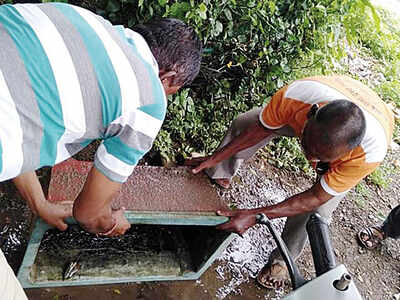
[0,181,33,272]
[33,225,190,282]
[32,224,229,284]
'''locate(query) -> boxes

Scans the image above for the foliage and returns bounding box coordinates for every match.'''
[343,6,400,143]
[366,164,394,189]
[259,137,313,176]
[354,182,370,208]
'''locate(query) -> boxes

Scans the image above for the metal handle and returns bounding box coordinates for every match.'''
[333,273,352,291]
[306,213,336,276]
[256,213,307,290]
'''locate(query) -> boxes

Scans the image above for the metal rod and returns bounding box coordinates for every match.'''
[256,213,307,290]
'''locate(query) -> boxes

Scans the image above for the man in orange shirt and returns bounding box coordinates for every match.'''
[187,75,394,288]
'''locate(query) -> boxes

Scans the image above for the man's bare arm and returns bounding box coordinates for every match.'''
[190,120,274,173]
[217,182,333,234]
[13,171,72,231]
[262,182,332,218]
[73,167,130,236]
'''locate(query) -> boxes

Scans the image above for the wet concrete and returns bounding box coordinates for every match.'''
[0,180,33,272]
[49,159,228,212]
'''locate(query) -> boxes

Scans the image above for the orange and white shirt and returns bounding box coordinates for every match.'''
[259,75,394,196]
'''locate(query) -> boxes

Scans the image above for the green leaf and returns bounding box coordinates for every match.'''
[158,0,168,7]
[215,21,223,35]
[199,3,207,13]
[224,8,232,21]
[170,2,191,19]
[106,0,120,13]
[197,3,207,19]
[361,0,381,31]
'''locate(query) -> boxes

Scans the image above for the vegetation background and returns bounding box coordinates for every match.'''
[1,0,399,183]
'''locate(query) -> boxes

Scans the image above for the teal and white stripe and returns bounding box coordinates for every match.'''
[52,2,122,127]
[0,3,166,183]
[72,5,140,115]
[39,4,103,141]
[0,70,23,179]
[14,4,86,164]
[0,4,64,167]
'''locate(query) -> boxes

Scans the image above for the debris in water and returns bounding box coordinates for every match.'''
[62,253,81,280]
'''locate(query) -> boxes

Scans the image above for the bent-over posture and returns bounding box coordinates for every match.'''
[187,75,394,289]
[0,3,202,298]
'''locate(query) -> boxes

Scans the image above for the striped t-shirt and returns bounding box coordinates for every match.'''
[0,3,166,183]
[260,75,394,196]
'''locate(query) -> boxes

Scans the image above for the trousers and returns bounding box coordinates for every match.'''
[0,249,27,300]
[382,204,400,239]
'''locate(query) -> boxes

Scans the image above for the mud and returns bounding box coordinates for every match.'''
[0,181,33,272]
[32,224,229,284]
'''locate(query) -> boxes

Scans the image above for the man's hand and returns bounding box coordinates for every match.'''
[73,167,125,236]
[37,201,72,231]
[216,209,259,235]
[105,207,131,237]
[13,171,72,231]
[186,121,274,175]
[184,156,215,174]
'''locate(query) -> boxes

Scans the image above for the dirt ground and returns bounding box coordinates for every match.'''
[1,144,399,300]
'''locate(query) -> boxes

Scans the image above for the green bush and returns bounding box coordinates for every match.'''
[1,0,396,174]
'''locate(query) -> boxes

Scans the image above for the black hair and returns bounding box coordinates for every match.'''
[313,100,366,149]
[133,18,202,87]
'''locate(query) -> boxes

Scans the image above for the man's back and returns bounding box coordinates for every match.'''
[0,3,166,182]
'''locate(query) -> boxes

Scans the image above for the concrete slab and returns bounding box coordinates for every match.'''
[18,159,234,288]
[48,159,228,212]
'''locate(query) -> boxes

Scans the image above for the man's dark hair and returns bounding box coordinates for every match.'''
[133,18,202,86]
[314,100,366,149]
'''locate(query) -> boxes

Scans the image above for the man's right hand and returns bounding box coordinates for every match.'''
[12,171,73,231]
[216,208,259,235]
[37,201,73,231]
[184,156,216,174]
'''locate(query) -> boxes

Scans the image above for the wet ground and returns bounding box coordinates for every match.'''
[1,146,399,299]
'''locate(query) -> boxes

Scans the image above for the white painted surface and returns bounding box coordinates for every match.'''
[372,0,400,16]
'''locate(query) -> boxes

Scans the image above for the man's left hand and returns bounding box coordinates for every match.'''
[216,209,259,235]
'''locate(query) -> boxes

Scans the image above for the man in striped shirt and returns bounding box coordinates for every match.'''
[0,4,201,294]
[0,2,201,234]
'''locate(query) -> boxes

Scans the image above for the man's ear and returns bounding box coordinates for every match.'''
[159,70,177,84]
[159,69,183,96]
[307,104,319,119]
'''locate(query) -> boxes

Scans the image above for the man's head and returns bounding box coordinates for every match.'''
[133,18,202,96]
[301,100,366,162]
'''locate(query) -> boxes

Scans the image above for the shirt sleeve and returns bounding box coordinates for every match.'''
[320,157,380,196]
[94,108,165,183]
[259,85,309,132]
[259,87,289,129]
